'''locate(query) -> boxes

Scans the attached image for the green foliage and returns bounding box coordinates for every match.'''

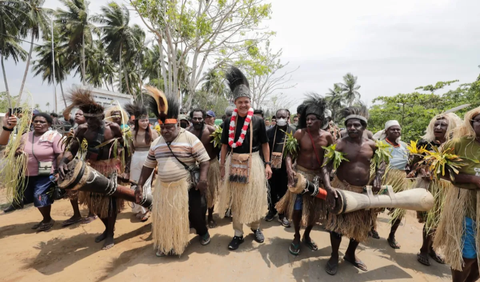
[369,79,480,142]
[282,130,299,159]
[322,144,348,170]
[210,126,223,149]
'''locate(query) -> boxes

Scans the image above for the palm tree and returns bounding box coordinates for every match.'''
[17,0,52,103]
[0,0,29,107]
[0,36,27,108]
[55,0,96,85]
[97,2,144,94]
[32,27,70,107]
[326,84,344,122]
[83,40,115,89]
[338,73,361,106]
[202,69,227,97]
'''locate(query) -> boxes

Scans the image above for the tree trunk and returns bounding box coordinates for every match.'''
[17,31,35,104]
[1,54,13,109]
[60,80,67,108]
[81,33,86,85]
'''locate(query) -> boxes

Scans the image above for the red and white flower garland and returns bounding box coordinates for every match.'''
[228,108,254,148]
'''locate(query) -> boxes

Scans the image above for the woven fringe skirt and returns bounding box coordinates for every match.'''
[152,178,191,255]
[325,176,376,243]
[218,152,268,225]
[275,165,326,226]
[206,158,221,209]
[433,186,479,271]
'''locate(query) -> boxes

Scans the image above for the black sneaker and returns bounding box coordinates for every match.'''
[252,229,265,243]
[278,216,291,228]
[200,232,211,246]
[265,211,276,222]
[228,236,244,250]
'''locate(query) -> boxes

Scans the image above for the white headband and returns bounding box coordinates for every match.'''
[385,120,400,130]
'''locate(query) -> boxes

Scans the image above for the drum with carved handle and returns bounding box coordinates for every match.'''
[58,159,152,208]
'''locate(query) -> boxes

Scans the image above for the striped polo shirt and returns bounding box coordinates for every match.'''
[144,128,210,182]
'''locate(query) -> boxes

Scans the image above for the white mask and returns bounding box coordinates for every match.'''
[276,118,287,127]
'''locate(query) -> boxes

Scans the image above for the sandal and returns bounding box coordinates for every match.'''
[62,217,83,227]
[325,260,338,275]
[37,220,55,232]
[344,255,368,271]
[417,253,430,266]
[32,222,42,230]
[140,212,150,222]
[387,237,401,249]
[369,229,380,239]
[289,241,301,256]
[429,252,445,264]
[83,215,97,224]
[302,237,319,251]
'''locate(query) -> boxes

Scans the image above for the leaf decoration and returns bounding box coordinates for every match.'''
[210,126,223,149]
[281,129,299,159]
[322,143,349,171]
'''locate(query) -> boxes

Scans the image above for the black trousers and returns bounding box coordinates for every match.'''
[268,166,288,214]
[189,188,208,236]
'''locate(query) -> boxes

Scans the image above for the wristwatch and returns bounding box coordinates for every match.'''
[264,161,271,167]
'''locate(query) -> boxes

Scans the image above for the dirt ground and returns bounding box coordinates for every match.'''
[0,195,451,282]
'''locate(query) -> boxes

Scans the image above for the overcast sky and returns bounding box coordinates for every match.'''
[2,0,480,113]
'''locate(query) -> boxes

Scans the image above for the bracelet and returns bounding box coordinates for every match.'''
[264,161,271,166]
[2,126,13,132]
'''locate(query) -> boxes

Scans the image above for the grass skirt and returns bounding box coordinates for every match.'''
[152,178,191,255]
[384,169,411,223]
[206,158,220,209]
[325,176,376,243]
[78,159,125,218]
[218,152,268,225]
[275,165,326,226]
[433,185,479,271]
[415,178,451,234]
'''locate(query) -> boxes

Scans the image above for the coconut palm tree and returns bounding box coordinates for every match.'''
[32,27,70,107]
[17,0,52,103]
[0,0,29,107]
[338,73,361,106]
[97,2,144,94]
[326,84,344,122]
[55,0,96,85]
[83,40,115,89]
[0,36,27,108]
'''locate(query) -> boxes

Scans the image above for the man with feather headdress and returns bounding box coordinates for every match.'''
[135,86,211,257]
[58,89,131,250]
[323,106,386,275]
[218,66,272,251]
[188,108,220,228]
[275,94,333,256]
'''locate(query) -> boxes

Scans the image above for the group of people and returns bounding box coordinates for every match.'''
[1,66,480,282]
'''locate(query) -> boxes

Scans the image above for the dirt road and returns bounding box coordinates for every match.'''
[0,198,450,282]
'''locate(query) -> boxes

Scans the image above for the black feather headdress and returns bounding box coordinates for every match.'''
[298,93,327,129]
[144,85,179,124]
[66,88,104,118]
[125,102,148,120]
[226,66,251,101]
[342,106,369,126]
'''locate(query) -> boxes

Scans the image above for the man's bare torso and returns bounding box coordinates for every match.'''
[335,137,376,187]
[296,129,332,171]
[189,124,218,160]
